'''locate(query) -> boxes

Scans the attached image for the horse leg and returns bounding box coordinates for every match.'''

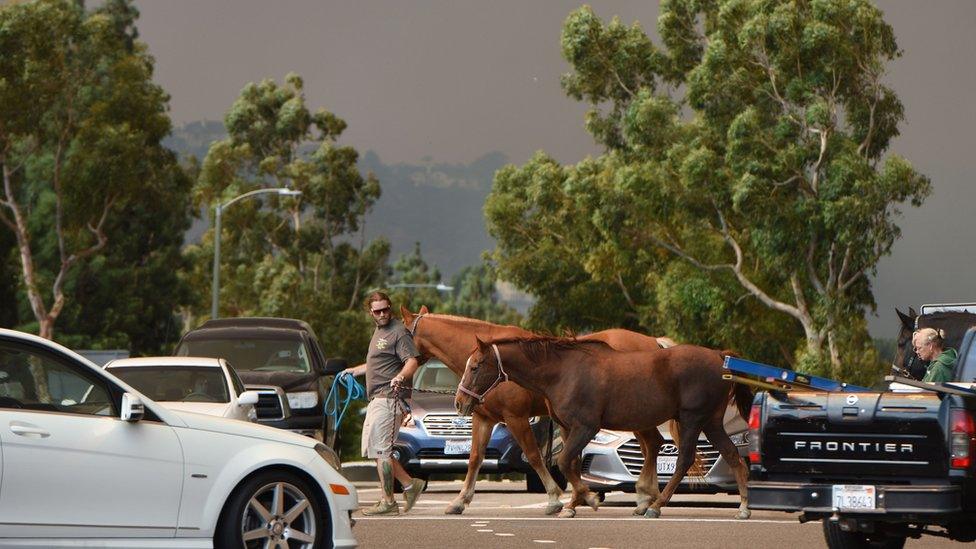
[703,421,751,520]
[445,411,494,514]
[556,424,600,518]
[506,416,563,515]
[645,416,703,519]
[632,428,664,515]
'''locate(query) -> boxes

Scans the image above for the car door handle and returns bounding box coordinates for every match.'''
[10,423,50,438]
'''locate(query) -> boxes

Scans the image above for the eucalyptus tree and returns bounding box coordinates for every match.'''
[487,0,929,379]
[191,74,387,358]
[0,0,189,342]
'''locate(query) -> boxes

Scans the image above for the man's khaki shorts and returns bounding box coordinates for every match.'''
[361,397,406,459]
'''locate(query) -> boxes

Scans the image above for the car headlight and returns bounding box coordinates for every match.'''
[287,391,318,409]
[590,430,621,446]
[315,443,342,471]
[729,431,749,445]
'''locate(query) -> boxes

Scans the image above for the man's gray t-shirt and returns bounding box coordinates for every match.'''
[366,318,419,399]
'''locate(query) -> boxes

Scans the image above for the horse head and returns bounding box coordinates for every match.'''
[893,307,918,375]
[454,337,505,416]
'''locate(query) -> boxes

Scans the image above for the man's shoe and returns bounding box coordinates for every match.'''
[403,479,427,512]
[361,500,400,516]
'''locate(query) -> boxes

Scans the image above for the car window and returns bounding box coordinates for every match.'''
[109,366,230,403]
[0,343,114,416]
[177,338,311,373]
[414,362,459,392]
[959,337,976,382]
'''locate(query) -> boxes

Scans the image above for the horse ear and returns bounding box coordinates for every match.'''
[474,336,489,350]
[419,305,430,314]
[896,308,911,327]
[909,306,918,318]
[400,305,414,322]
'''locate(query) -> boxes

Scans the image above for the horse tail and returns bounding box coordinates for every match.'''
[715,349,752,422]
[731,381,754,422]
[668,420,707,480]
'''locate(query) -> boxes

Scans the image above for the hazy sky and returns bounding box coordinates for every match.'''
[134,1,976,337]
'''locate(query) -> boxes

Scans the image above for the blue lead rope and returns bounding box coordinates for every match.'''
[325,372,366,430]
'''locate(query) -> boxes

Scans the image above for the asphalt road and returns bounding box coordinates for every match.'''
[350,480,959,549]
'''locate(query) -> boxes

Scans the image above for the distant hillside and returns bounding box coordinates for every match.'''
[165,121,503,277]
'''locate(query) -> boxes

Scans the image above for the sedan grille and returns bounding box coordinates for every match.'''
[617,440,720,477]
[253,389,286,421]
[422,413,473,437]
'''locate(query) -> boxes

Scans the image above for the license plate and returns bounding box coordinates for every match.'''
[832,485,876,510]
[656,456,677,474]
[444,439,471,455]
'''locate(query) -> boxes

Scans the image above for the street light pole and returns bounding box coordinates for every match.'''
[210,187,303,319]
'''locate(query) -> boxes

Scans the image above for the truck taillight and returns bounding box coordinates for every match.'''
[950,409,975,469]
[748,404,761,465]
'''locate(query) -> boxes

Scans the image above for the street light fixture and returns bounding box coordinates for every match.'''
[211,187,303,319]
[383,283,455,292]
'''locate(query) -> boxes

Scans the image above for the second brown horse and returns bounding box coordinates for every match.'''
[456,336,753,519]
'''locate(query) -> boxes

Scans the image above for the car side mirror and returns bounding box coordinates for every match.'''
[120,392,144,422]
[237,390,260,406]
[323,358,348,376]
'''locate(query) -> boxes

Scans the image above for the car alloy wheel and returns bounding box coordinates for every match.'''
[240,480,317,548]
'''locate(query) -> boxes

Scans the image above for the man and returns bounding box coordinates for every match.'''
[343,291,425,516]
[913,327,958,383]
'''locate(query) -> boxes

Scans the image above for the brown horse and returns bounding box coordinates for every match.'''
[455,336,753,519]
[401,306,679,515]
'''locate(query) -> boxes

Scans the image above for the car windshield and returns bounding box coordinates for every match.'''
[414,361,459,392]
[176,338,311,373]
[110,366,230,403]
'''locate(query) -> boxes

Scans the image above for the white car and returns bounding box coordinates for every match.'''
[104,356,259,422]
[0,328,357,548]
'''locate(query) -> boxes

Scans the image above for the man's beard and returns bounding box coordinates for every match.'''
[374,316,391,327]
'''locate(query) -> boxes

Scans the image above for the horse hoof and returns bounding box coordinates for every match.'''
[644,508,661,519]
[633,505,648,516]
[558,508,576,519]
[584,493,601,511]
[735,509,751,520]
[544,502,564,516]
[444,503,465,515]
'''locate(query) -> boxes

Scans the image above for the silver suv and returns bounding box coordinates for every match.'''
[581,406,749,496]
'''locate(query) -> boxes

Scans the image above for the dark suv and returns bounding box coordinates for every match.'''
[174,318,346,445]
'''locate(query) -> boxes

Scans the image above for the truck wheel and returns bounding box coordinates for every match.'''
[216,470,326,549]
[822,520,906,549]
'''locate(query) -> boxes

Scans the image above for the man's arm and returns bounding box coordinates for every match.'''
[343,363,367,377]
[392,357,420,386]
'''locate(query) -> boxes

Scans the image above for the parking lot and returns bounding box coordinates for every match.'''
[352,480,957,548]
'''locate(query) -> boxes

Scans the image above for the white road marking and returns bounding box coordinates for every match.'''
[477,529,493,532]
[533,541,556,544]
[356,516,805,524]
[495,533,515,537]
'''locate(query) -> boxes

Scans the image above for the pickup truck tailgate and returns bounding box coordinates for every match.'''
[761,391,948,478]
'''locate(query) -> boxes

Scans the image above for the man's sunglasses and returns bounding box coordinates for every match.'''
[370,306,391,316]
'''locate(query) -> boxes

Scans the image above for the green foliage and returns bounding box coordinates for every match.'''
[0,0,191,349]
[188,74,388,361]
[487,0,929,381]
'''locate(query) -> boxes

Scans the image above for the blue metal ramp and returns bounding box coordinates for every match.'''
[723,356,870,393]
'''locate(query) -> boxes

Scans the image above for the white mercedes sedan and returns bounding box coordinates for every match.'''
[0,328,357,548]
[104,356,259,422]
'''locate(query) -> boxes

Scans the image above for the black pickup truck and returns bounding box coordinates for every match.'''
[747,327,976,547]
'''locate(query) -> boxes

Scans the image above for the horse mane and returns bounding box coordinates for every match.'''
[489,335,614,364]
